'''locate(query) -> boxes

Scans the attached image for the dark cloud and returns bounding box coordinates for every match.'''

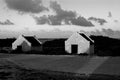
[71,16,94,26]
[114,20,119,23]
[33,15,50,24]
[88,17,107,25]
[5,0,48,13]
[48,1,77,25]
[102,28,114,37]
[33,1,94,26]
[108,11,112,18]
[0,19,14,25]
[50,1,62,14]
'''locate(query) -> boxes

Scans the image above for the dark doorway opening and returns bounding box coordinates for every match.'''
[17,46,22,52]
[71,45,78,54]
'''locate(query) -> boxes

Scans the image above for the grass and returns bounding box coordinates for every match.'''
[0,53,19,58]
[0,58,120,80]
[8,55,91,73]
[93,57,120,75]
[0,55,120,80]
[7,54,120,76]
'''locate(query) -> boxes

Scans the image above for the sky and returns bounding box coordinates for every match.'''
[0,0,120,38]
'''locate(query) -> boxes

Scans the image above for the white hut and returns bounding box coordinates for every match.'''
[12,35,42,52]
[65,32,94,54]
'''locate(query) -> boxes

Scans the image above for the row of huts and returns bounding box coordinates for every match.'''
[0,32,94,54]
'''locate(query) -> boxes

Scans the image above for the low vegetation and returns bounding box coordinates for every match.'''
[91,35,120,56]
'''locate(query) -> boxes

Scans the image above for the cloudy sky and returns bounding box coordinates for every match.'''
[0,0,120,38]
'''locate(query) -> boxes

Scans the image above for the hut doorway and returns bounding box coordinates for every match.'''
[17,45,22,52]
[71,45,78,54]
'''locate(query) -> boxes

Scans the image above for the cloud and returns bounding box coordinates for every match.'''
[33,15,50,24]
[89,28,120,39]
[108,11,112,18]
[71,16,94,26]
[33,1,94,26]
[114,20,119,23]
[88,17,107,25]
[4,0,48,13]
[0,19,14,25]
[102,28,115,37]
[33,28,73,38]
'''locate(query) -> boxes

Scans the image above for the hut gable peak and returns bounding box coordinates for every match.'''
[22,35,41,46]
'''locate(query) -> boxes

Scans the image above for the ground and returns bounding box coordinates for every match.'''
[3,54,120,75]
[0,53,120,80]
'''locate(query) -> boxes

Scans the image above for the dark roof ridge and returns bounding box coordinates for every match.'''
[77,32,94,43]
[22,35,41,46]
